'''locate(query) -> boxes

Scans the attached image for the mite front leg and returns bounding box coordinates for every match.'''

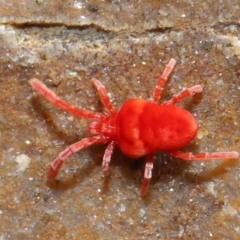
[152,58,176,104]
[30,78,104,120]
[91,78,116,116]
[102,141,115,176]
[140,153,154,196]
[163,85,203,105]
[171,151,239,161]
[47,136,107,179]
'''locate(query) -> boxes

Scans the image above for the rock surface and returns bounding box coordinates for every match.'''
[0,1,240,239]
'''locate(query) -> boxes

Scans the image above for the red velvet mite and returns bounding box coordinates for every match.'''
[29,58,239,195]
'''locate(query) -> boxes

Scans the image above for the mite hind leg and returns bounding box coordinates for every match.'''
[171,151,239,161]
[152,58,177,103]
[163,85,203,105]
[140,153,154,196]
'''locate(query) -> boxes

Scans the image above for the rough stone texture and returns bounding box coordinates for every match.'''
[0,0,240,31]
[0,1,240,240]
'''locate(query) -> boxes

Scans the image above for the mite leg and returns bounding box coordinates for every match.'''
[171,151,239,160]
[140,153,154,196]
[152,58,177,104]
[91,78,116,115]
[163,85,203,105]
[29,78,104,120]
[102,141,116,176]
[47,136,107,179]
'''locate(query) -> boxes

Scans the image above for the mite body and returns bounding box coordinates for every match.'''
[30,58,238,195]
[116,98,198,157]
